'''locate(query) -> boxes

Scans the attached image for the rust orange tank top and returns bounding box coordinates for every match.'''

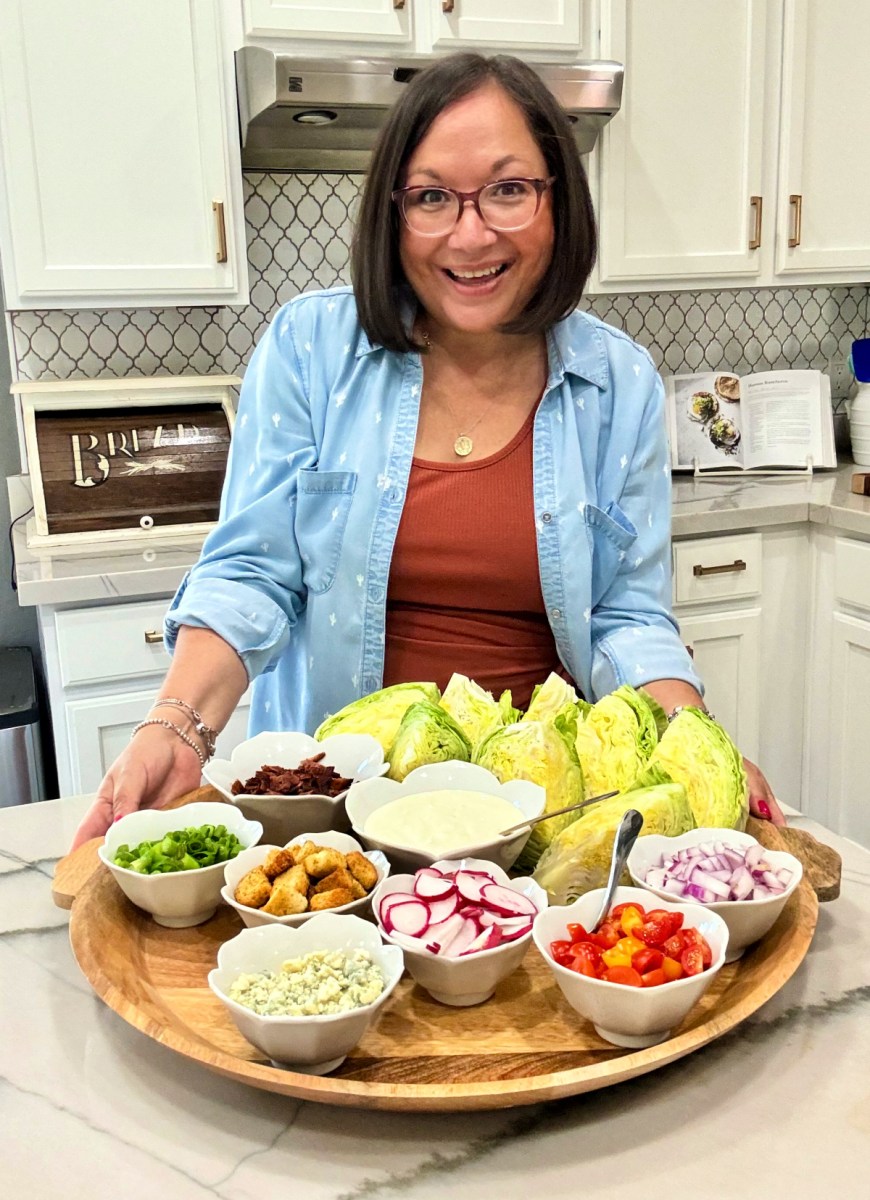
[383,408,573,711]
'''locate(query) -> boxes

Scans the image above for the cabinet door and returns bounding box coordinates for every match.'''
[776,0,870,277]
[596,0,772,284]
[243,0,412,41]
[0,0,246,308]
[676,609,762,761]
[826,614,870,849]
[65,689,252,795]
[431,0,583,52]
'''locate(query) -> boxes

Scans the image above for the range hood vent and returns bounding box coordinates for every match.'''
[236,49,623,173]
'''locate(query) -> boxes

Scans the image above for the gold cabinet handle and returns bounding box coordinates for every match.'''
[788,194,803,247]
[212,201,228,263]
[393,0,405,8]
[693,559,747,577]
[442,0,455,11]
[748,195,763,250]
[144,630,163,644]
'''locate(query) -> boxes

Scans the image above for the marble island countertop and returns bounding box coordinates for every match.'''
[2,795,869,1200]
[11,463,870,608]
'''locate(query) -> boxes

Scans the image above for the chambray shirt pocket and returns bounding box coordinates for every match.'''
[585,501,638,607]
[294,469,357,595]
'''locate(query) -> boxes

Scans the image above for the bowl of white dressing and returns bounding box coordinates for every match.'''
[344,761,546,874]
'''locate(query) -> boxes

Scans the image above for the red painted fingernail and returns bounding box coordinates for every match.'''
[113,815,123,823]
[756,800,771,820]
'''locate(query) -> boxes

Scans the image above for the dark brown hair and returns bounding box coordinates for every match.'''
[350,53,597,353]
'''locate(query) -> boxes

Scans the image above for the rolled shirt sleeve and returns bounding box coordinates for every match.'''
[164,302,316,681]
[589,358,703,699]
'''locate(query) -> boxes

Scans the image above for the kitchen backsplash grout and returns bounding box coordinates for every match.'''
[8,172,870,383]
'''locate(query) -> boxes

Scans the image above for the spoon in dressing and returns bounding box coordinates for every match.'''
[497,790,619,838]
[589,808,645,933]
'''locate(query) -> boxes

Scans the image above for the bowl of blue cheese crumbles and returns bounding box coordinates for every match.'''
[208,914,404,1073]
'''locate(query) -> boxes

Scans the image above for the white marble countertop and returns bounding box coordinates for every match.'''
[3,795,869,1200]
[12,463,870,607]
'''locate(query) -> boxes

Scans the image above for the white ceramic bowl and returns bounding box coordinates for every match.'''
[202,731,388,845]
[344,760,546,874]
[208,913,404,1074]
[533,885,729,1048]
[627,827,803,962]
[99,801,263,928]
[372,857,548,1006]
[221,829,390,928]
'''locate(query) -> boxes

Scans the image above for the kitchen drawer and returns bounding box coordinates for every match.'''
[56,599,172,688]
[834,537,870,613]
[673,534,762,605]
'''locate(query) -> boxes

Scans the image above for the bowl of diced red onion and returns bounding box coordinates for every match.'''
[627,828,803,962]
[371,857,547,1006]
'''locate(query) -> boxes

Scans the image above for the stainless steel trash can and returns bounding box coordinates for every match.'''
[0,647,45,806]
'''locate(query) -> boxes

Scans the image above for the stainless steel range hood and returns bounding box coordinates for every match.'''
[236,49,623,172]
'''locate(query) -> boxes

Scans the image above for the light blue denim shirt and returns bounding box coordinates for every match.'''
[165,285,701,734]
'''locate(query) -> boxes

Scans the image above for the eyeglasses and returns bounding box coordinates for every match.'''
[391,177,555,237]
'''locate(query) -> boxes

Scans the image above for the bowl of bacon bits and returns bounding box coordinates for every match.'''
[222,830,390,928]
[533,886,728,1048]
[203,732,388,845]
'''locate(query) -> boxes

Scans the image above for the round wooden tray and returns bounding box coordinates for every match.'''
[64,820,819,1112]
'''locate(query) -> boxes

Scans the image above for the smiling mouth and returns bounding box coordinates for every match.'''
[444,263,510,283]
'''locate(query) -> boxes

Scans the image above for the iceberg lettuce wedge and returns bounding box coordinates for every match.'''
[386,700,471,781]
[314,682,440,753]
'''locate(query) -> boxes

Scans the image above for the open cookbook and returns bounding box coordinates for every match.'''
[665,369,837,472]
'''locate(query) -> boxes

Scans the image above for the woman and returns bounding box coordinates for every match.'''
[72,53,781,848]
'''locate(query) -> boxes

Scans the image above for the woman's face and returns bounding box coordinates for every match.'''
[398,83,555,338]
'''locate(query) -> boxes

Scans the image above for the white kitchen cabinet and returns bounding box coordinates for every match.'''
[593,0,870,291]
[775,0,870,278]
[37,595,251,796]
[0,0,249,309]
[595,0,773,286]
[671,526,809,806]
[805,529,870,846]
[241,0,592,54]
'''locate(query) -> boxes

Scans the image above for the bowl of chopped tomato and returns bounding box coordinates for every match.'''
[532,886,729,1048]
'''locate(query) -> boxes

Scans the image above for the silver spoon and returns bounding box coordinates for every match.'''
[590,808,645,932]
[498,790,619,838]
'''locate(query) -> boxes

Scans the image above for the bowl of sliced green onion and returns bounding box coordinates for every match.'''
[99,802,263,927]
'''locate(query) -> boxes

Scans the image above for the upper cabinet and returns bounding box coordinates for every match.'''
[592,0,870,292]
[241,0,592,55]
[776,0,870,278]
[0,0,249,310]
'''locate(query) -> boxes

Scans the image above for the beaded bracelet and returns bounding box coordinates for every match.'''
[131,718,206,768]
[152,697,217,759]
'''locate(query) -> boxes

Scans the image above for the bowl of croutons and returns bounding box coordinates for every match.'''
[221,830,390,928]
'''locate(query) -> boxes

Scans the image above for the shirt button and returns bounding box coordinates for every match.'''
[368,586,384,602]
[387,487,403,503]
[365,676,378,691]
[541,512,553,524]
[550,608,562,620]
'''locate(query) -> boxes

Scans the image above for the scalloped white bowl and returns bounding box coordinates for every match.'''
[533,886,729,1049]
[344,760,546,874]
[99,801,263,928]
[221,829,390,928]
[202,731,388,845]
[207,914,404,1073]
[627,827,803,962]
[371,857,547,1006]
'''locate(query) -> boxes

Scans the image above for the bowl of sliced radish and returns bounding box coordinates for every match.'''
[627,828,803,962]
[372,857,547,1007]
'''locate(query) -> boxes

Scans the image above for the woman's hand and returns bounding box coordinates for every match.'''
[744,757,786,826]
[70,725,204,850]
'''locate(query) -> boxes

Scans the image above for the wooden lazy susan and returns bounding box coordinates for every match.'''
[55,790,828,1111]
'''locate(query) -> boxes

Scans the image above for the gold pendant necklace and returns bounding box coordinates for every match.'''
[420,326,498,458]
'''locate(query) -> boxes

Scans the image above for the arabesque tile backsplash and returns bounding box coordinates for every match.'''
[9,173,870,384]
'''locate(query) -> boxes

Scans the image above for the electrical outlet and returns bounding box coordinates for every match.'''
[827,356,855,401]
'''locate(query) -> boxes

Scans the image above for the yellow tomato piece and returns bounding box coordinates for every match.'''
[619,906,645,936]
[601,935,645,969]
